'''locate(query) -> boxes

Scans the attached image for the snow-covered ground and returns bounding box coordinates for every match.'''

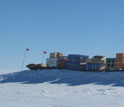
[0,69,124,107]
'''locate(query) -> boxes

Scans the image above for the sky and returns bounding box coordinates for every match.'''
[0,0,124,72]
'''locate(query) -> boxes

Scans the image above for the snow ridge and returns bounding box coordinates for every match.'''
[0,69,124,86]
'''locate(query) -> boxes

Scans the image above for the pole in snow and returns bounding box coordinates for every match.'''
[42,51,47,64]
[21,48,29,71]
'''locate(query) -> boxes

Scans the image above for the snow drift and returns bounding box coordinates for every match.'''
[0,69,124,86]
[1,70,124,107]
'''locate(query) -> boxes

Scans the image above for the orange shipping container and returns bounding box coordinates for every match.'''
[116,53,124,70]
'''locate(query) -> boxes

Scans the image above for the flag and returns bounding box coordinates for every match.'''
[43,51,47,54]
[26,48,29,51]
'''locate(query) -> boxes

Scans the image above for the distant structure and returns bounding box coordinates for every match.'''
[27,52,124,71]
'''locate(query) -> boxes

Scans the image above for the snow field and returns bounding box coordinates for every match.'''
[0,70,124,107]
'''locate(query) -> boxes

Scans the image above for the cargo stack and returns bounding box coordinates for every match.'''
[46,52,64,68]
[58,56,67,69]
[50,52,63,58]
[83,63,105,71]
[66,54,89,70]
[106,58,116,70]
[83,56,106,71]
[46,58,58,68]
[116,53,124,70]
[90,56,106,63]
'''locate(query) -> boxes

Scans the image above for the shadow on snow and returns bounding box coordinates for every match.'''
[0,69,124,87]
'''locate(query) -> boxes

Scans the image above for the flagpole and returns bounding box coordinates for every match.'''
[42,51,47,64]
[42,53,44,64]
[21,48,29,71]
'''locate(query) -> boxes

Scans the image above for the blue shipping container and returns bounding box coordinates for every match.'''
[66,54,90,70]
[68,54,89,58]
[66,62,81,70]
[68,57,89,63]
[84,63,104,71]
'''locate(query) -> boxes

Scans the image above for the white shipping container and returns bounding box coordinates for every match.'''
[46,58,58,68]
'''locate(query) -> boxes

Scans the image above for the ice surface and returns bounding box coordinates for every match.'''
[0,70,124,107]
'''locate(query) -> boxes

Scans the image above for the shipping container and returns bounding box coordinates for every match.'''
[106,58,116,70]
[68,54,89,59]
[68,54,89,63]
[66,62,81,70]
[46,58,58,68]
[90,55,106,63]
[58,56,67,69]
[66,54,89,70]
[50,52,63,58]
[83,63,105,71]
[116,53,124,70]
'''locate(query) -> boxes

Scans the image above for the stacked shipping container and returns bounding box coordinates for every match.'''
[46,52,66,68]
[46,58,58,68]
[106,58,116,70]
[83,63,105,71]
[82,56,106,71]
[66,54,89,70]
[45,52,124,71]
[90,56,106,63]
[116,53,124,70]
[50,52,63,58]
[58,56,67,69]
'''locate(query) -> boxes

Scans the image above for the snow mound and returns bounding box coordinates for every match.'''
[0,69,124,86]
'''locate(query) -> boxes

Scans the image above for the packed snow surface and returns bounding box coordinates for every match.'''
[0,69,124,107]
